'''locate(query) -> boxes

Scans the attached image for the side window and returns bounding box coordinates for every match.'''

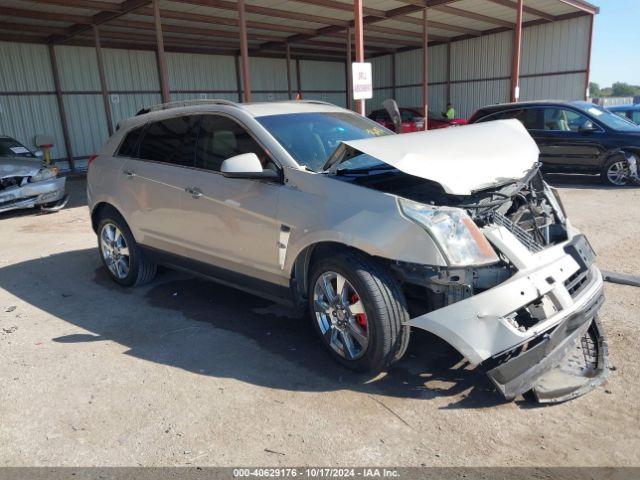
[632,111,640,125]
[542,108,591,132]
[117,126,144,158]
[480,108,541,130]
[138,116,199,166]
[196,115,272,172]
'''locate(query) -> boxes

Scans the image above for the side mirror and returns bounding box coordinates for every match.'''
[579,121,598,133]
[220,153,280,180]
[35,151,44,158]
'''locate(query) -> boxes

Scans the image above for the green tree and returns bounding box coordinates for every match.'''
[611,82,636,96]
[589,82,602,97]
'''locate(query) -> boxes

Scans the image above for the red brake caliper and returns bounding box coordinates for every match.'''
[350,294,367,331]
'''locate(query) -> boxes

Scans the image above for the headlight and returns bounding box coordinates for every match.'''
[398,198,499,266]
[30,166,59,183]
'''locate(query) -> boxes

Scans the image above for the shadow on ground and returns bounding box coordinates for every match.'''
[0,247,512,409]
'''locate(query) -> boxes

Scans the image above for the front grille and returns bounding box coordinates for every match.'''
[564,268,592,298]
[491,212,543,253]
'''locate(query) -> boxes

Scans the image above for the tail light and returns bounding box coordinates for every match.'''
[87,154,98,169]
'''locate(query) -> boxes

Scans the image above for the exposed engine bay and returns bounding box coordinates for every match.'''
[336,164,568,309]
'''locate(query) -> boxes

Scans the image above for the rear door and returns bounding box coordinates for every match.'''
[178,114,283,287]
[531,107,607,169]
[119,115,199,254]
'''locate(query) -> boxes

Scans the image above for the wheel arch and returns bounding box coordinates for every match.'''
[289,241,378,310]
[90,202,126,234]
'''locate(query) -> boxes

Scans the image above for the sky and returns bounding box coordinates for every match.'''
[591,0,640,87]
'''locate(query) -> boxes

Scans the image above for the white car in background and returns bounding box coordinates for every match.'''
[0,135,68,214]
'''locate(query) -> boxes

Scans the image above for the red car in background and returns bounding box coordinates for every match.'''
[368,107,467,132]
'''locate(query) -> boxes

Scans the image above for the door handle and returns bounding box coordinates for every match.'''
[122,169,135,178]
[185,186,203,199]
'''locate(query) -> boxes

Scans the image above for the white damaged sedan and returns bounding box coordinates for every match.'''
[0,136,68,214]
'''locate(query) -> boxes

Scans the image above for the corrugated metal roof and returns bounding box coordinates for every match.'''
[0,0,597,59]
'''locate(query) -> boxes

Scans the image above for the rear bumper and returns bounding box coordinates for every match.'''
[486,288,608,402]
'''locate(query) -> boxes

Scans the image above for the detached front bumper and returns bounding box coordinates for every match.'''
[406,229,609,402]
[0,176,67,214]
[486,292,607,402]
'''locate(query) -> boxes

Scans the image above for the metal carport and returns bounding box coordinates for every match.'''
[0,0,598,169]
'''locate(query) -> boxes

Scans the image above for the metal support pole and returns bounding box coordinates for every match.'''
[354,0,365,115]
[296,58,302,99]
[93,25,113,136]
[234,55,243,102]
[391,52,397,101]
[584,14,595,100]
[153,0,170,103]
[446,41,451,104]
[346,27,352,110]
[510,0,524,103]
[422,7,429,130]
[286,43,293,100]
[48,43,74,171]
[238,0,251,102]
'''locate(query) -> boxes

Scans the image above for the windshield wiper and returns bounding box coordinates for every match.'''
[336,164,396,175]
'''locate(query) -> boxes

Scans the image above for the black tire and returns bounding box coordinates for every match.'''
[308,250,410,373]
[601,154,631,186]
[97,212,156,287]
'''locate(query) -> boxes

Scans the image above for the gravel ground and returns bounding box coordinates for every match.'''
[0,175,638,467]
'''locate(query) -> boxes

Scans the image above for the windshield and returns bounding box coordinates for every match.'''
[581,104,640,132]
[0,137,36,158]
[257,112,391,172]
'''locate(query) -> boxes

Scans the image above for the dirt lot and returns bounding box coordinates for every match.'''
[0,175,638,467]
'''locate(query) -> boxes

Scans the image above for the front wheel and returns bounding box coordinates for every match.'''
[308,251,410,373]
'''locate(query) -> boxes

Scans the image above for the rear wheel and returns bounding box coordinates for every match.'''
[308,251,410,373]
[97,214,156,287]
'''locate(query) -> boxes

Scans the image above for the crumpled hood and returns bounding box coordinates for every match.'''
[331,119,540,195]
[0,156,44,178]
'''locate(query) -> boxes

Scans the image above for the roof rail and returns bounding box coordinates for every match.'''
[136,98,240,116]
[294,100,336,106]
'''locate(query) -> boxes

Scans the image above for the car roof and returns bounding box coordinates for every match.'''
[118,99,351,132]
[474,100,591,113]
[608,104,640,111]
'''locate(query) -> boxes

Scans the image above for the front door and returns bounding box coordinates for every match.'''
[179,114,283,290]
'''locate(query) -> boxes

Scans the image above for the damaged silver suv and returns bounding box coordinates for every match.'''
[88,100,608,403]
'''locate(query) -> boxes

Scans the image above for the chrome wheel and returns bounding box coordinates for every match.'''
[100,223,130,279]
[607,160,629,186]
[313,271,369,360]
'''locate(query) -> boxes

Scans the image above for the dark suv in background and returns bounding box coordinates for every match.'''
[469,101,640,186]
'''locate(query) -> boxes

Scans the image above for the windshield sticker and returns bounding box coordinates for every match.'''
[366,127,387,136]
[587,107,604,117]
[10,146,29,154]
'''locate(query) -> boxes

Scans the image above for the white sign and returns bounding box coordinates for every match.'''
[110,94,120,104]
[352,62,373,100]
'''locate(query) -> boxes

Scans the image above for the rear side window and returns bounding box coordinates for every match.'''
[138,116,200,167]
[117,126,144,158]
[480,108,542,130]
[196,115,269,172]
